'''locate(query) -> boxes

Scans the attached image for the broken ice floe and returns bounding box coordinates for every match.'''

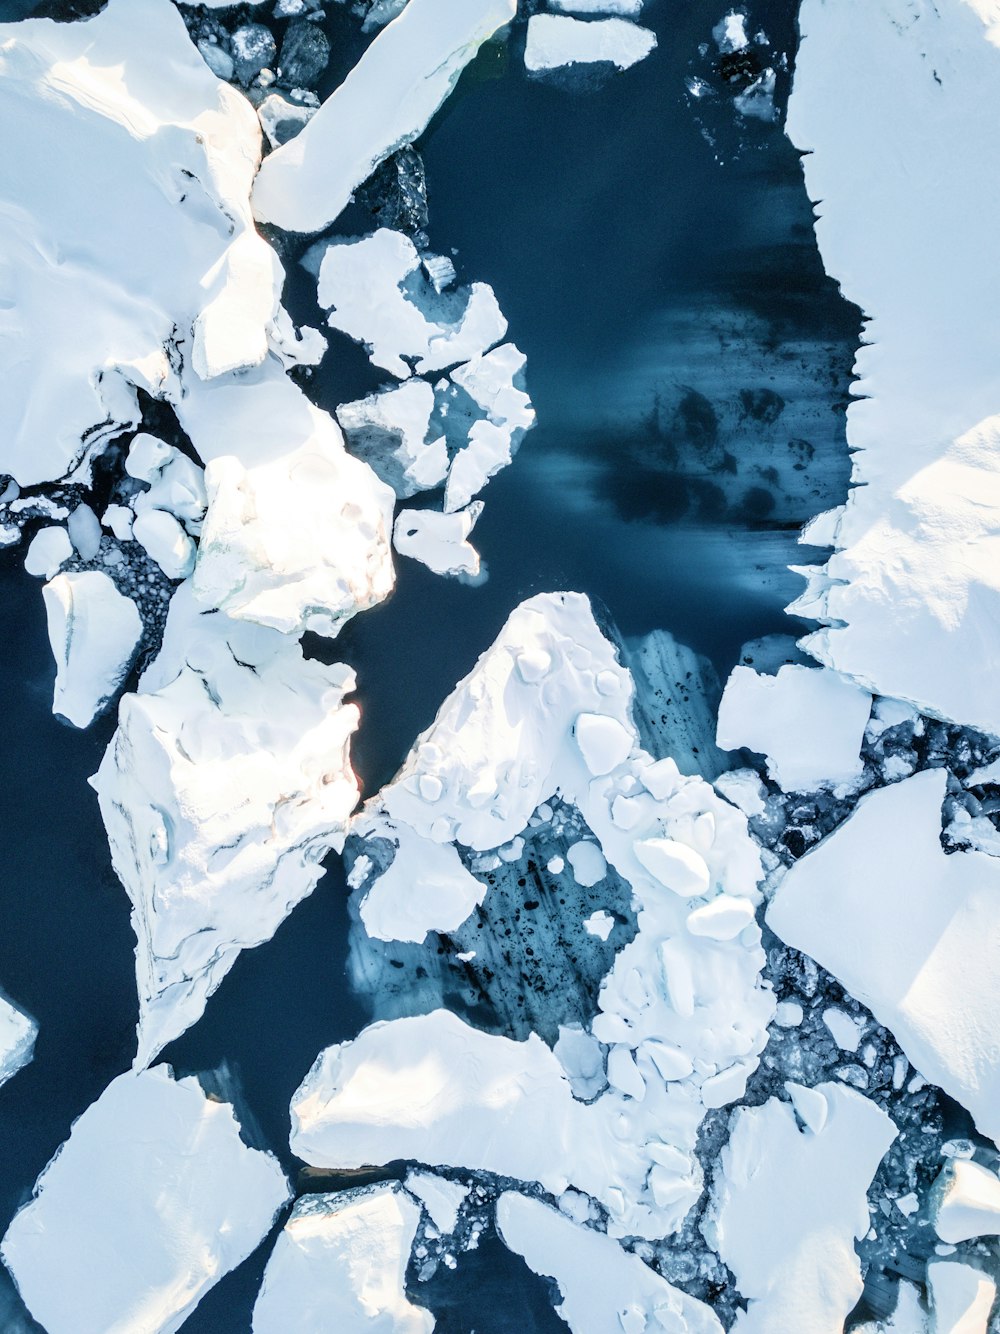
[252,1185,433,1333]
[294,592,773,1241]
[1,1065,288,1334]
[524,14,657,74]
[0,992,36,1091]
[252,0,517,233]
[43,571,143,731]
[93,584,363,1067]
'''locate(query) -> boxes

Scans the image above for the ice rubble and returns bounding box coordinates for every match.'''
[524,15,657,72]
[0,993,36,1090]
[768,768,1000,1143]
[716,663,871,792]
[42,571,143,730]
[252,0,517,233]
[705,1083,897,1334]
[93,585,362,1068]
[295,592,773,1240]
[495,1193,722,1334]
[785,0,1000,733]
[252,1185,433,1334]
[1,1065,288,1334]
[0,0,279,488]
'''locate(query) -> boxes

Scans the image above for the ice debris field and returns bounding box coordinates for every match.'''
[0,0,999,1330]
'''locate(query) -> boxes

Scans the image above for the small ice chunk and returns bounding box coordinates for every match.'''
[785,1081,829,1135]
[24,526,72,579]
[574,712,633,775]
[132,509,195,580]
[927,1262,995,1334]
[715,767,768,817]
[606,1046,645,1100]
[634,837,711,896]
[700,1061,753,1109]
[126,432,173,483]
[933,1160,1000,1244]
[43,571,142,729]
[642,1040,693,1082]
[774,1000,804,1028]
[524,15,657,71]
[566,840,607,887]
[360,826,486,943]
[686,894,755,940]
[2,1067,289,1334]
[0,992,36,1088]
[584,909,614,940]
[257,92,317,150]
[405,1171,469,1234]
[823,1007,864,1053]
[67,504,102,560]
[713,10,749,52]
[550,0,643,12]
[547,855,565,875]
[896,1192,919,1217]
[102,504,134,542]
[554,1024,606,1100]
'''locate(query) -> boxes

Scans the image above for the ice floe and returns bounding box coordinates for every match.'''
[252,0,517,233]
[0,993,36,1090]
[93,585,362,1067]
[768,768,1000,1143]
[1,1065,288,1334]
[43,572,143,730]
[297,592,772,1239]
[496,1192,722,1334]
[785,0,1000,732]
[524,15,657,72]
[0,0,279,488]
[337,380,447,499]
[928,1262,995,1334]
[933,1159,1000,1245]
[716,663,871,792]
[393,503,483,578]
[704,1083,897,1333]
[252,1185,432,1333]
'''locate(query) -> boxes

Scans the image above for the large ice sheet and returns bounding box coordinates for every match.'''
[0,0,279,486]
[93,585,362,1067]
[253,1185,432,1333]
[496,1193,722,1334]
[253,0,517,233]
[1,1066,289,1334]
[297,593,772,1239]
[716,663,871,792]
[705,1084,896,1334]
[785,0,1000,733]
[768,768,1000,1143]
[43,571,143,730]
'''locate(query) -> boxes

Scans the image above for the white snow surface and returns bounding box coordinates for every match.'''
[705,1083,897,1334]
[318,230,508,380]
[928,1262,996,1334]
[93,585,362,1067]
[43,572,143,730]
[0,0,280,487]
[1,1065,289,1334]
[252,1185,433,1333]
[179,356,396,637]
[300,593,772,1238]
[253,0,517,233]
[785,0,1000,733]
[0,993,37,1089]
[768,768,1000,1144]
[716,664,871,792]
[524,15,657,71]
[496,1193,722,1334]
[393,503,483,577]
[933,1160,1000,1244]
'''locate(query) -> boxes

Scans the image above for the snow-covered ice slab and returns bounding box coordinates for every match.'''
[705,1083,896,1334]
[0,0,279,486]
[393,503,483,578]
[337,380,448,499]
[716,663,871,792]
[785,0,1000,733]
[933,1159,1000,1244]
[93,585,362,1067]
[768,768,1000,1143]
[524,15,656,72]
[496,1193,721,1334]
[253,0,517,233]
[301,593,773,1238]
[43,571,143,730]
[0,992,36,1090]
[1,1066,288,1334]
[318,230,507,380]
[252,1185,432,1333]
[854,1282,928,1334]
[928,1262,995,1334]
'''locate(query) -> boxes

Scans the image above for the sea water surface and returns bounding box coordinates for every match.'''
[0,1,857,1329]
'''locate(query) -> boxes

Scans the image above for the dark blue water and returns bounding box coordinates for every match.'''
[0,1,857,1329]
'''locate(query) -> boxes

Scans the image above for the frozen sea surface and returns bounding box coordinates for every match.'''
[0,0,856,1329]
